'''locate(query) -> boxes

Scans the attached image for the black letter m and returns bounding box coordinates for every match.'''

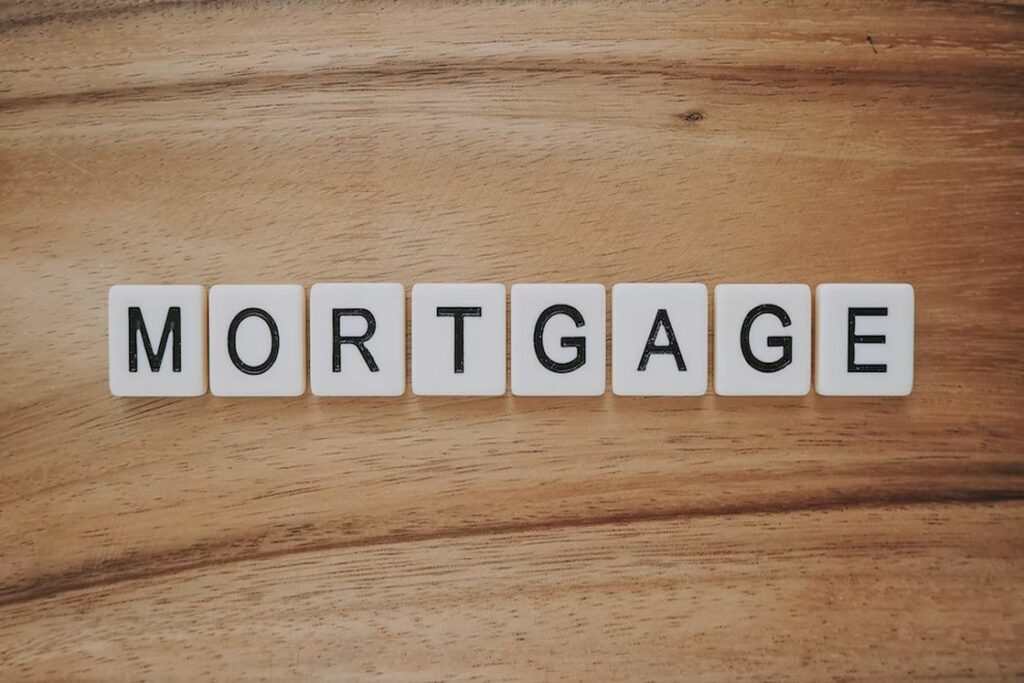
[128,306,181,372]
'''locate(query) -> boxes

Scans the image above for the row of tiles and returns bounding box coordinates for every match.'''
[109,283,914,397]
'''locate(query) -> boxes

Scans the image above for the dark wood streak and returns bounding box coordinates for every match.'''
[0,0,226,34]
[3,0,1023,37]
[2,61,1023,113]
[2,488,1020,610]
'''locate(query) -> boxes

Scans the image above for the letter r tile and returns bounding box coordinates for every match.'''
[309,283,405,397]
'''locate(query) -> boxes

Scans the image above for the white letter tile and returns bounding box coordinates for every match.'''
[714,284,811,396]
[511,284,605,396]
[412,283,506,396]
[816,283,914,396]
[309,283,405,397]
[612,283,707,396]
[109,285,207,397]
[209,285,306,397]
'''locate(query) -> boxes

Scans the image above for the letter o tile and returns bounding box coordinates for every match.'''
[209,285,306,396]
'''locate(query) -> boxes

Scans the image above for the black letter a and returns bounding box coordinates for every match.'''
[637,309,686,372]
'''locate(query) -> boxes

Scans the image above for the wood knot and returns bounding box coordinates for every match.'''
[678,110,704,123]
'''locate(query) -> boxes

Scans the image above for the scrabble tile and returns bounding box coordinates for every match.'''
[108,285,207,396]
[411,283,506,396]
[714,284,811,396]
[612,283,707,396]
[309,283,405,396]
[209,285,306,396]
[816,283,914,396]
[511,283,605,396]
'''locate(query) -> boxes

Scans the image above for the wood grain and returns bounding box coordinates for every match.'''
[1,0,1022,679]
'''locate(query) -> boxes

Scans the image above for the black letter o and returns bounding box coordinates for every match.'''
[227,308,280,375]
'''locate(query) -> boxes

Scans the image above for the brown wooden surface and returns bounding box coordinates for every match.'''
[1,0,1023,679]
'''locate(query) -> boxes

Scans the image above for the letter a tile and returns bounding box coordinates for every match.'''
[612,283,707,396]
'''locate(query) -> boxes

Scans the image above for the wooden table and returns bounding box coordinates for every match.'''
[2,1,1022,679]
